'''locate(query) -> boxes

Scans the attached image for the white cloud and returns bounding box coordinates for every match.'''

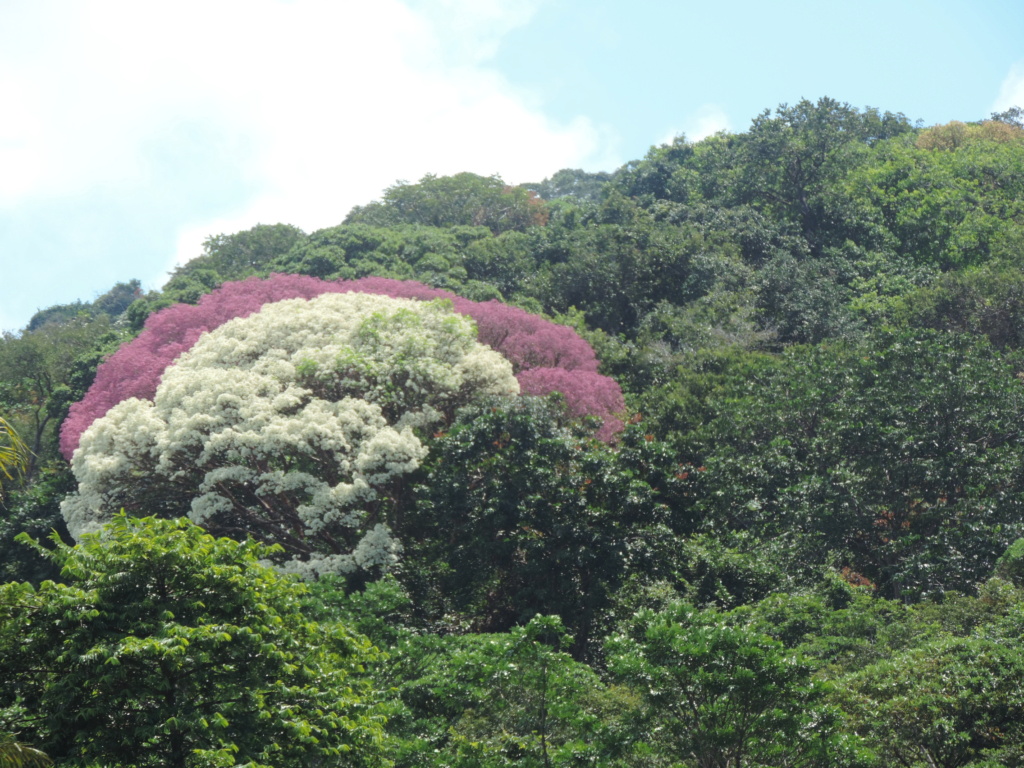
[686,104,732,142]
[993,60,1024,113]
[658,103,731,147]
[0,0,617,284]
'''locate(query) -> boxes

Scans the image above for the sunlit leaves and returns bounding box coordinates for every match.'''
[0,515,385,768]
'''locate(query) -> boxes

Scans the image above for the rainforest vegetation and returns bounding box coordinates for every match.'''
[4,97,1024,766]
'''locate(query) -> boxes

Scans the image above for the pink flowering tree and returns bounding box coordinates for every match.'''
[61,276,624,460]
[62,293,520,578]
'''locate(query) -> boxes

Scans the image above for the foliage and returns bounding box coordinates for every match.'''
[916,119,1024,151]
[180,223,306,283]
[0,464,73,584]
[891,261,1024,349]
[63,293,517,577]
[994,538,1024,587]
[383,615,618,768]
[26,280,141,332]
[607,602,855,767]
[0,418,28,492]
[838,635,1024,767]
[0,515,387,768]
[527,168,613,202]
[685,329,1024,599]
[0,733,51,768]
[0,317,116,475]
[9,94,1024,765]
[407,396,664,657]
[345,173,548,234]
[837,131,1024,270]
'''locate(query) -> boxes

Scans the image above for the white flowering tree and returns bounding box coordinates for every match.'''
[62,293,518,577]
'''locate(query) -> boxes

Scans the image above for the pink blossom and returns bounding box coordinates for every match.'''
[516,367,625,442]
[61,275,623,458]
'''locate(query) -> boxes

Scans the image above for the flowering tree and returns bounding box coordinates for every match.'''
[62,293,518,577]
[517,368,624,441]
[61,276,622,459]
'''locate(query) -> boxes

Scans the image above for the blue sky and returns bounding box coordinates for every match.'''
[2,0,1022,333]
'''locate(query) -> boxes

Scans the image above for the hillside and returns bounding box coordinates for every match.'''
[3,97,1024,767]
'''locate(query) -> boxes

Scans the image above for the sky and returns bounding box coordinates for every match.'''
[2,0,1023,333]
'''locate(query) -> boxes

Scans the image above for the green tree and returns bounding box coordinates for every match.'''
[839,636,1024,767]
[607,603,853,768]
[0,317,115,475]
[0,515,387,768]
[686,329,1024,599]
[384,615,623,768]
[345,173,548,234]
[188,223,306,282]
[527,168,613,202]
[837,131,1024,270]
[407,397,666,658]
[739,97,913,252]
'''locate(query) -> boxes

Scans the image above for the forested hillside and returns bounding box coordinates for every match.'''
[4,97,1024,767]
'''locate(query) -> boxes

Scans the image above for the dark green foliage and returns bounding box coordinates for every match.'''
[190,223,306,281]
[268,222,488,291]
[686,329,1024,599]
[0,465,73,584]
[406,396,667,658]
[0,317,119,475]
[0,515,386,768]
[736,98,913,252]
[24,301,91,332]
[26,280,141,332]
[892,261,1024,348]
[90,279,143,318]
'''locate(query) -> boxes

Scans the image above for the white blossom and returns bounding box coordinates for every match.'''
[63,292,518,576]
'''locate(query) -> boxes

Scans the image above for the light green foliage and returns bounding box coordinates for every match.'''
[384,616,624,768]
[995,538,1024,586]
[344,173,548,234]
[0,515,387,768]
[838,131,1024,270]
[607,602,855,768]
[839,636,1024,768]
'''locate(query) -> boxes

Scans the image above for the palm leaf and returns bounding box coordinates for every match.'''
[0,733,52,768]
[0,417,29,484]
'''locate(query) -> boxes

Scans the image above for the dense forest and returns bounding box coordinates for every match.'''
[4,96,1024,767]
